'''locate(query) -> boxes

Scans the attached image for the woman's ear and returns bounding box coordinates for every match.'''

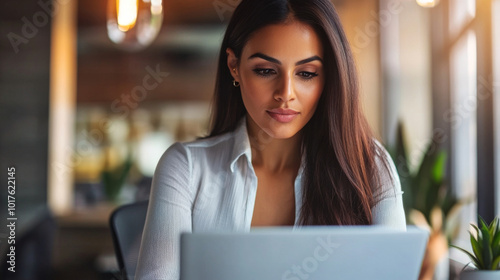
[226,48,240,82]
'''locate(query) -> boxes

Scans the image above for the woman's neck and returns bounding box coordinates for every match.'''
[246,116,303,173]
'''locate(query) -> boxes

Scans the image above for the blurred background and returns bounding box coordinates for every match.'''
[0,0,499,279]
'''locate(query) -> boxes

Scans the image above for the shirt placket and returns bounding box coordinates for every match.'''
[243,159,258,231]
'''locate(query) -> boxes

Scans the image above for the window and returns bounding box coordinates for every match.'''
[494,0,500,217]
[448,0,477,252]
[441,0,499,260]
[449,30,477,245]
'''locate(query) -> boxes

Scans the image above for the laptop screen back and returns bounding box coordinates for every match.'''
[180,226,428,280]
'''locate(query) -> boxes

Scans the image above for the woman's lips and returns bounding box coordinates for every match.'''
[266,108,299,123]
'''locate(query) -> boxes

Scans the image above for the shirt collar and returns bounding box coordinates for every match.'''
[230,116,252,173]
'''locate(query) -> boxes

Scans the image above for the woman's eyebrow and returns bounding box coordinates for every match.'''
[295,55,323,66]
[248,53,323,66]
[248,53,281,64]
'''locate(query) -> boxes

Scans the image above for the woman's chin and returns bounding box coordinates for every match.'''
[264,127,302,140]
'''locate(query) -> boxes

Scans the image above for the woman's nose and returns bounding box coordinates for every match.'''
[273,74,295,102]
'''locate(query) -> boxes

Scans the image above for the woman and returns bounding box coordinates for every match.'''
[136,0,405,279]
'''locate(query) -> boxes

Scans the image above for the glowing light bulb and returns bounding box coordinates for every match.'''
[107,0,163,51]
[117,0,138,32]
[416,0,440,8]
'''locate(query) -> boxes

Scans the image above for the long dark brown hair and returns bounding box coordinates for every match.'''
[209,0,392,225]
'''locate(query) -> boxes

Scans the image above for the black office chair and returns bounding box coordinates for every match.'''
[109,200,149,280]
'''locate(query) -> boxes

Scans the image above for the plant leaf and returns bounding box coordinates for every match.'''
[414,141,441,218]
[492,255,500,271]
[430,207,443,233]
[481,228,493,270]
[444,204,463,243]
[471,232,484,267]
[489,218,498,235]
[493,225,500,259]
[394,123,409,168]
[390,123,414,217]
[471,224,480,238]
[492,218,500,249]
[451,245,481,268]
[431,151,447,183]
[409,209,432,232]
[441,192,458,220]
[479,216,488,231]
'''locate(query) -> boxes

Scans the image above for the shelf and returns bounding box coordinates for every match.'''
[56,202,118,228]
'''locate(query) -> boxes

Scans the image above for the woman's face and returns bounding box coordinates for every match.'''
[227,20,325,140]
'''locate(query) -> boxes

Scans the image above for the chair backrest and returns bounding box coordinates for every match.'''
[109,200,149,280]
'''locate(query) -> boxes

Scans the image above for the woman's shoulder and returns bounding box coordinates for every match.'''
[370,139,406,229]
[372,139,396,173]
[184,130,235,149]
[371,138,402,198]
[175,130,236,158]
[158,130,236,168]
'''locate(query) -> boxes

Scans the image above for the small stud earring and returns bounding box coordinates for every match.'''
[233,80,240,87]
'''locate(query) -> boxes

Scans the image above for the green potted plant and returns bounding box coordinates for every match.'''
[388,123,467,279]
[451,216,500,280]
[102,148,133,203]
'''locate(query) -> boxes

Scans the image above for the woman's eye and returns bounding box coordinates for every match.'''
[253,68,276,76]
[298,71,319,80]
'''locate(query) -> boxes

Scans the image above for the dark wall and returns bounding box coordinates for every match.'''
[0,1,54,278]
[0,0,51,206]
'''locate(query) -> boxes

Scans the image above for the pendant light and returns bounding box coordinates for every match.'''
[107,0,163,51]
[416,0,440,8]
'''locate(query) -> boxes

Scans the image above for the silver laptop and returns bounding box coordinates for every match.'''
[180,226,428,280]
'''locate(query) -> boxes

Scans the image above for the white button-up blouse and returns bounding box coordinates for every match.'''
[135,116,406,280]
